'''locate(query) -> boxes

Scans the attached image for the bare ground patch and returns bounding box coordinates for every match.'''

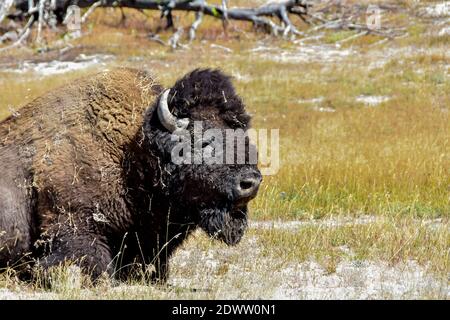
[0,217,447,300]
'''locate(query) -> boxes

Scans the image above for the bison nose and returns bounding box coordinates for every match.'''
[234,176,261,200]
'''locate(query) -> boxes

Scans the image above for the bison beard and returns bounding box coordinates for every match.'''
[199,207,248,246]
[0,67,261,283]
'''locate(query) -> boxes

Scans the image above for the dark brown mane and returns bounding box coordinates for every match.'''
[168,69,251,129]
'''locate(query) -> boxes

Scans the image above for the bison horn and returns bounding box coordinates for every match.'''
[157,89,189,132]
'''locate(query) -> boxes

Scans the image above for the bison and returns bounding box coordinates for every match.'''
[0,68,261,282]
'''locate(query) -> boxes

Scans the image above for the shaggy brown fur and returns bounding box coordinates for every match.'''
[0,68,161,278]
[0,67,261,282]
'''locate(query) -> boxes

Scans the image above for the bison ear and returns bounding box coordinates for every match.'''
[157,89,189,132]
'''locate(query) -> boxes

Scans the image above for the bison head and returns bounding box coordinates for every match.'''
[143,69,261,245]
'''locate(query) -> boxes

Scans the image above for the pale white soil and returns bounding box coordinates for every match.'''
[3,54,113,76]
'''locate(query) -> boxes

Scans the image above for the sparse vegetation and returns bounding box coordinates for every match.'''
[0,0,448,299]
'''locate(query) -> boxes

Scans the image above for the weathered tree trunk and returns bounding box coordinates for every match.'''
[10,0,309,36]
[1,0,404,50]
[0,0,15,24]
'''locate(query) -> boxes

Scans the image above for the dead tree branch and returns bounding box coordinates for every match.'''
[1,0,406,49]
[36,0,45,44]
[81,0,102,24]
[0,14,34,52]
[0,0,15,24]
[10,0,310,36]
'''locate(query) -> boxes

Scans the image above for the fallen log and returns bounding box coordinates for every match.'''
[2,0,406,48]
[10,0,310,37]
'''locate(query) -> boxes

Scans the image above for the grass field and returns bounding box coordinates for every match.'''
[0,0,448,299]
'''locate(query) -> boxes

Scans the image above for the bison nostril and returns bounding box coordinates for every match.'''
[235,177,261,200]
